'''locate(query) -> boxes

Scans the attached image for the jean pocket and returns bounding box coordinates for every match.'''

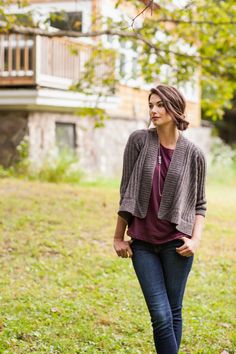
[129,238,136,245]
[171,238,185,248]
[129,238,141,249]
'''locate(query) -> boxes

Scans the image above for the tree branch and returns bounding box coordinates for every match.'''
[153,18,236,25]
[121,0,157,30]
[0,21,234,63]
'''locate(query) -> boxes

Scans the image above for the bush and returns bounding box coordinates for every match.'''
[33,149,85,184]
[1,136,85,184]
[0,165,11,178]
[208,136,236,184]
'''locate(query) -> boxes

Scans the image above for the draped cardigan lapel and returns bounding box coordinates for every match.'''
[125,128,191,220]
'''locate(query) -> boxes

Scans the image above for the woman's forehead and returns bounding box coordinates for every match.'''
[149,94,162,103]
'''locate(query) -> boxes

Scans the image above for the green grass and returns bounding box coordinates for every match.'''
[0,177,235,353]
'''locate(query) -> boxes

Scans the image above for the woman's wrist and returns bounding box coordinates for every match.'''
[114,216,127,242]
[190,236,201,252]
[191,232,201,242]
[114,235,124,241]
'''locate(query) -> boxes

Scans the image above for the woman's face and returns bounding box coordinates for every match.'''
[149,94,174,128]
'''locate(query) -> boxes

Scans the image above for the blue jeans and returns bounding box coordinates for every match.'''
[130,238,194,354]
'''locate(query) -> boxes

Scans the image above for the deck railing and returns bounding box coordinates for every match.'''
[0,34,35,85]
[0,33,112,89]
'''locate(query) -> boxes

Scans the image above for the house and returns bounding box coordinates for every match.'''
[0,0,211,177]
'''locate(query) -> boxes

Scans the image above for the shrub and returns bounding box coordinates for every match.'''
[208,136,236,184]
[33,149,85,184]
[2,136,85,184]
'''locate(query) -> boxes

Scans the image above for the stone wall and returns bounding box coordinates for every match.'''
[183,126,212,165]
[28,112,56,166]
[27,111,148,177]
[0,111,28,167]
[79,117,147,177]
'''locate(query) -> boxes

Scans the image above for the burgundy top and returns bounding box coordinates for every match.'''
[127,143,190,244]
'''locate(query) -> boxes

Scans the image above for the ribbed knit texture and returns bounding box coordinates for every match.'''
[118,128,207,236]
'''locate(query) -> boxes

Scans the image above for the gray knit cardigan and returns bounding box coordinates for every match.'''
[118,128,207,236]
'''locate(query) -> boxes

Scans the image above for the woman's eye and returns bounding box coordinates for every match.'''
[157,103,164,107]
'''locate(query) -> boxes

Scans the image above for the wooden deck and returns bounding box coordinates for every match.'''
[0,33,110,89]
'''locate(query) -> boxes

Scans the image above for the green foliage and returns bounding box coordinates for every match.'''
[75,107,110,128]
[13,135,31,176]
[32,149,85,184]
[0,136,30,179]
[86,0,236,120]
[70,42,117,127]
[2,137,85,184]
[70,43,118,94]
[0,164,11,178]
[115,0,236,119]
[208,136,236,185]
[210,137,236,167]
[0,1,35,28]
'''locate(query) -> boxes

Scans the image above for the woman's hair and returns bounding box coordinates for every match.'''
[148,84,189,131]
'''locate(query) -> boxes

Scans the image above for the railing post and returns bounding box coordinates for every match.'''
[24,36,29,72]
[34,35,39,84]
[0,35,3,72]
[8,34,12,75]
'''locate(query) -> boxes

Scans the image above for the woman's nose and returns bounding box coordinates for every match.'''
[152,106,159,113]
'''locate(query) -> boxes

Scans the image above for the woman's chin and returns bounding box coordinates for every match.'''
[152,120,162,127]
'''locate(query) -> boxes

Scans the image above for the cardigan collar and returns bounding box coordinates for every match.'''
[147,128,191,217]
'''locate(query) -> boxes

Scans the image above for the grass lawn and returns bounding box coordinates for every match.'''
[0,177,235,353]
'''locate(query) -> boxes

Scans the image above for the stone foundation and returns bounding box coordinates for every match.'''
[27,111,147,177]
[0,112,28,167]
[183,125,212,165]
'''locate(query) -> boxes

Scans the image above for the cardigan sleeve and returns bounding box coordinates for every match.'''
[119,130,145,206]
[195,150,207,217]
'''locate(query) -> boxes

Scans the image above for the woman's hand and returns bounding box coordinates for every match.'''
[176,236,200,257]
[114,239,133,258]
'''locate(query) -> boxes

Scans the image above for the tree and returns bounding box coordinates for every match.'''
[0,0,236,121]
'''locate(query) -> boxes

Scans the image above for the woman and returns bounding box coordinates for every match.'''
[113,84,207,354]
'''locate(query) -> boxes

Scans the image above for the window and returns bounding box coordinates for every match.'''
[55,123,76,152]
[131,41,138,52]
[107,34,113,43]
[119,38,126,49]
[131,57,138,80]
[119,54,126,78]
[50,11,83,32]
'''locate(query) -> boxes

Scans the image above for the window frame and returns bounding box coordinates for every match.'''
[49,11,83,33]
[55,122,77,152]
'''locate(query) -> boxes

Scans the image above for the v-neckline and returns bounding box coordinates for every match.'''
[158,131,181,149]
[156,130,182,159]
[160,143,175,152]
[154,129,187,206]
[158,131,181,176]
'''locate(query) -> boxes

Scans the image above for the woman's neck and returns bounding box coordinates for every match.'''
[156,126,180,149]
